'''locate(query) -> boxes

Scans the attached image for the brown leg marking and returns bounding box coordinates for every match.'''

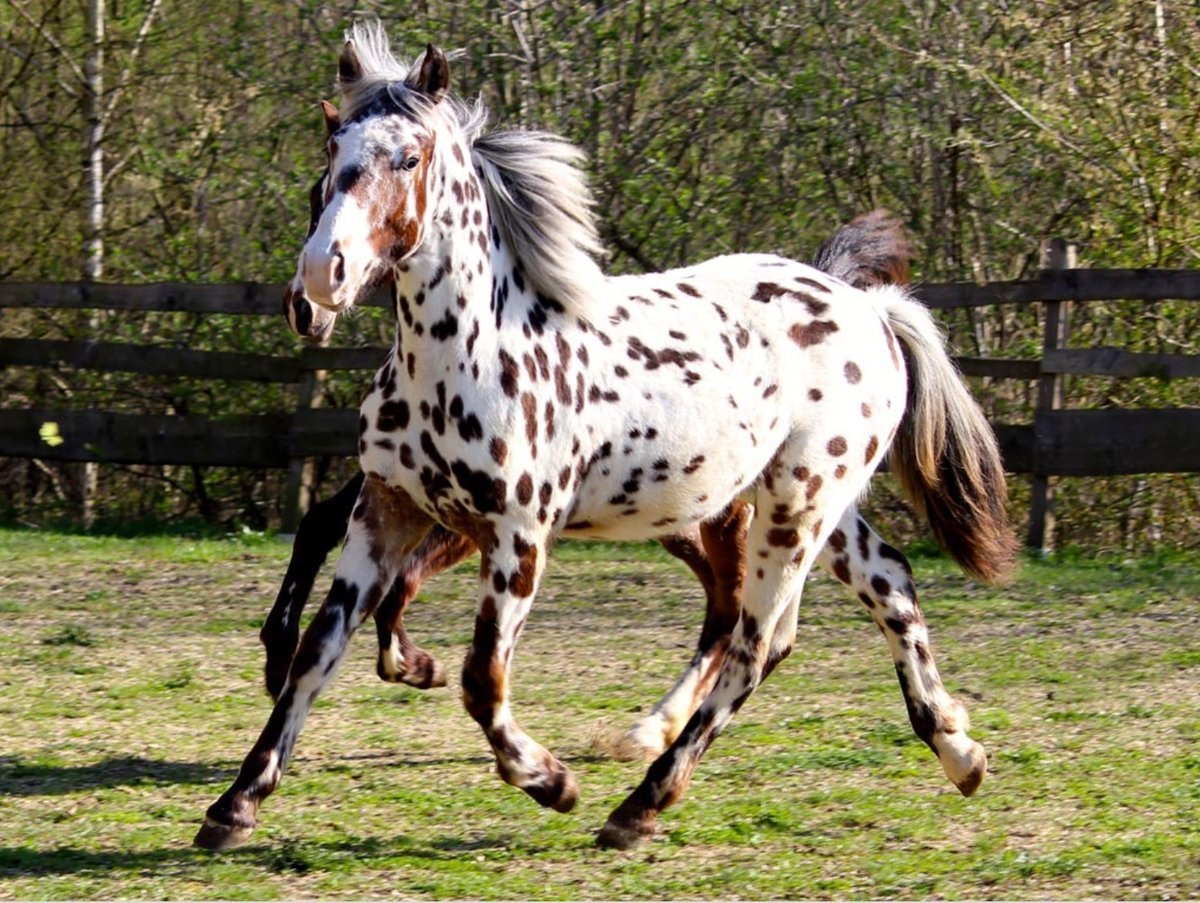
[374,526,476,688]
[615,503,750,759]
[459,528,578,812]
[600,491,825,850]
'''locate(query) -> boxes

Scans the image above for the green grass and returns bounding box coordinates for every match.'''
[1,526,1198,898]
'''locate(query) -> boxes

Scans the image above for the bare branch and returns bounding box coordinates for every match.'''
[101,0,167,129]
[9,0,87,86]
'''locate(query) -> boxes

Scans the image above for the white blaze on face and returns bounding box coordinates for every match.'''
[300,115,431,312]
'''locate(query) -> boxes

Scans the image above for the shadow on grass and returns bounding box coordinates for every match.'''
[0,752,519,797]
[0,755,237,795]
[0,831,569,879]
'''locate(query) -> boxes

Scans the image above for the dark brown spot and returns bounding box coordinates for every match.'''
[828,528,847,553]
[498,350,519,398]
[767,528,800,548]
[865,436,880,463]
[789,321,839,348]
[827,436,847,457]
[844,361,862,384]
[516,473,533,505]
[489,436,507,465]
[833,557,851,584]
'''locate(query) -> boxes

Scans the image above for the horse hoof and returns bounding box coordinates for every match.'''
[521,766,579,812]
[953,741,988,797]
[940,737,987,797]
[193,817,255,851]
[596,820,652,851]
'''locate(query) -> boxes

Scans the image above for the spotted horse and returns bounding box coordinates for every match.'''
[272,110,930,754]
[196,24,1018,852]
[271,174,921,760]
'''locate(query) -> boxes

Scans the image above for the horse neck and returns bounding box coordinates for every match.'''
[389,142,539,379]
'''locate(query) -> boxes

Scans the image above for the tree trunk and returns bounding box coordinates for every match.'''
[80,0,105,527]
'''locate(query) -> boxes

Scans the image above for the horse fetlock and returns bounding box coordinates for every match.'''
[934,731,987,797]
[375,645,405,682]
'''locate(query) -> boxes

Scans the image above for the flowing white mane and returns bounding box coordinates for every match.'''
[338,21,606,320]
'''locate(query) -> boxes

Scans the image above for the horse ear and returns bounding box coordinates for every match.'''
[320,100,340,137]
[338,40,363,88]
[410,43,450,102]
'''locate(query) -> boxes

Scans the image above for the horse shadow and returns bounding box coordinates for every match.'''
[0,755,235,796]
[0,831,571,879]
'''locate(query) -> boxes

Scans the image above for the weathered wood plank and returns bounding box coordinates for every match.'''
[0,408,292,466]
[994,423,1034,474]
[1035,409,1200,476]
[2,271,1197,315]
[1042,347,1200,379]
[290,408,359,456]
[7,406,1196,477]
[955,357,1040,380]
[0,338,302,382]
[298,345,391,372]
[915,268,1200,309]
[0,282,391,315]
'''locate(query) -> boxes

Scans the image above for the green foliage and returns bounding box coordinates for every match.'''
[3,1,1200,540]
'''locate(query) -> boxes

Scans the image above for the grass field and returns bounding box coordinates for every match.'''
[0,525,1197,899]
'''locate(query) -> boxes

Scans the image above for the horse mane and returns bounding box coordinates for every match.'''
[472,130,605,319]
[338,20,606,321]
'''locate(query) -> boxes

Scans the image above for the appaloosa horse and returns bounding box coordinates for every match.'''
[270,186,918,762]
[198,23,1016,851]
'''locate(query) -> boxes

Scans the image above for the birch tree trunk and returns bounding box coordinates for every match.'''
[79,0,105,527]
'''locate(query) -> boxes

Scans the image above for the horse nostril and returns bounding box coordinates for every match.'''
[333,251,346,287]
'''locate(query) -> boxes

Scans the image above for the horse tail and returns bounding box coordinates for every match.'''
[810,209,911,289]
[872,287,1020,583]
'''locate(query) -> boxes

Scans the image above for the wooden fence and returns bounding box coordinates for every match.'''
[3,264,1200,545]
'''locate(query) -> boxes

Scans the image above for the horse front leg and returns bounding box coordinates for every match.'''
[818,507,987,796]
[460,526,577,811]
[260,471,364,700]
[373,526,477,689]
[615,501,750,759]
[195,478,432,850]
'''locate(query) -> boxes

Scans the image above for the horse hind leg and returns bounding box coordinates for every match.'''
[599,464,848,850]
[195,479,434,850]
[260,471,364,700]
[373,526,476,689]
[818,507,987,796]
[613,502,749,760]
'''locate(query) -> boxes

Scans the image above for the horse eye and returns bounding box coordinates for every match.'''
[397,155,420,172]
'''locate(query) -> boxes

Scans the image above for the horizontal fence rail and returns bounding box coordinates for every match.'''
[3,267,1200,537]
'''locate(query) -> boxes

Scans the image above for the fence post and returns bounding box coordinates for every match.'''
[281,364,323,533]
[1026,238,1075,552]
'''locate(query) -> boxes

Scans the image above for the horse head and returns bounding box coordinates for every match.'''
[300,34,452,313]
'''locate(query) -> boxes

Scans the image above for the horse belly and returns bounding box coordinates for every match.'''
[563,406,783,540]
